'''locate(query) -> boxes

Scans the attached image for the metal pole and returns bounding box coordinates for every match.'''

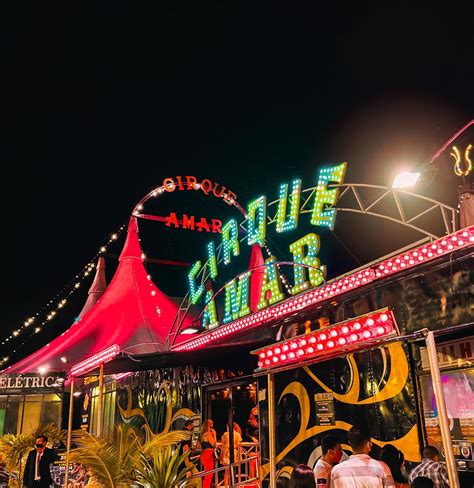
[229,387,235,487]
[97,362,104,436]
[64,377,75,488]
[423,330,460,488]
[267,372,276,488]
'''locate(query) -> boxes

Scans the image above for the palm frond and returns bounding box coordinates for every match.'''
[69,431,120,487]
[142,430,190,453]
[0,433,31,472]
[134,445,191,488]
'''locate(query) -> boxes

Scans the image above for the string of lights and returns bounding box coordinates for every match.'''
[0,224,127,367]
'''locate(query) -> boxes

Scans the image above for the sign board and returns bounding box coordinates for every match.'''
[0,374,65,394]
[420,337,474,370]
[314,392,335,426]
[420,367,474,461]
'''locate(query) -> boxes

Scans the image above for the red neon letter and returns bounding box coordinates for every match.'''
[165,212,179,228]
[186,175,198,190]
[201,179,212,195]
[176,175,185,190]
[197,217,211,232]
[224,190,237,205]
[163,178,176,192]
[211,219,222,233]
[182,214,195,230]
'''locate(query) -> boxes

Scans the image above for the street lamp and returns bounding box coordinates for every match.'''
[391,171,421,189]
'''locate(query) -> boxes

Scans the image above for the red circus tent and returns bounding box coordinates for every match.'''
[6,217,195,374]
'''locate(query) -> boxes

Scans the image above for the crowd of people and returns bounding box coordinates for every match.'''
[13,421,453,488]
[277,426,449,488]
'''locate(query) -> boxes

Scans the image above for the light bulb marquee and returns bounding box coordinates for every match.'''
[70,344,121,377]
[184,163,348,337]
[253,308,398,370]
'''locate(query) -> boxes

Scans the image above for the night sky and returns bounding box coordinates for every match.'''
[1,5,473,365]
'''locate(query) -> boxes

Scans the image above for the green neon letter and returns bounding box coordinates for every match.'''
[289,233,325,295]
[201,290,219,329]
[188,260,204,304]
[257,256,285,310]
[247,196,266,246]
[276,179,301,233]
[207,241,218,280]
[311,162,347,229]
[222,219,240,265]
[223,272,251,323]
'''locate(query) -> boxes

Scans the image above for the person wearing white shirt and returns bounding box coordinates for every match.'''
[314,434,344,488]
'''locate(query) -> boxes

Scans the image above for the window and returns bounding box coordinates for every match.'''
[1,394,62,435]
[88,383,117,439]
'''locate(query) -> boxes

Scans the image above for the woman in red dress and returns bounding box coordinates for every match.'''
[198,419,217,488]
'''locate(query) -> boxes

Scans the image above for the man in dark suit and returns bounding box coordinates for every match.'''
[23,435,58,487]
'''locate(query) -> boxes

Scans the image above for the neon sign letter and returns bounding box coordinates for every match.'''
[207,241,218,280]
[247,196,267,246]
[223,272,251,323]
[276,179,301,233]
[188,261,204,305]
[311,162,347,229]
[289,233,325,295]
[257,256,285,310]
[201,290,219,329]
[222,219,240,265]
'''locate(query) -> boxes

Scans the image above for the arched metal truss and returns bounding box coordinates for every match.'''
[264,183,457,240]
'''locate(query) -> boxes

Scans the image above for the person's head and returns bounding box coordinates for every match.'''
[289,464,316,488]
[35,435,48,451]
[276,476,290,488]
[411,476,434,488]
[321,434,343,465]
[251,406,259,418]
[233,422,242,435]
[348,426,371,454]
[184,420,194,431]
[380,444,406,482]
[422,445,440,462]
[201,419,213,435]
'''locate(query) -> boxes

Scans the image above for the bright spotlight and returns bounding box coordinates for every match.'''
[38,366,48,375]
[392,171,421,189]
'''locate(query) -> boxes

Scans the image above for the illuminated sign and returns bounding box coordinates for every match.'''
[161,175,238,204]
[165,213,222,233]
[187,163,348,330]
[0,374,65,393]
[252,308,398,370]
[451,144,472,177]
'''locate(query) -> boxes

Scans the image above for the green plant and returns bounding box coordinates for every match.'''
[134,444,191,488]
[69,425,191,487]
